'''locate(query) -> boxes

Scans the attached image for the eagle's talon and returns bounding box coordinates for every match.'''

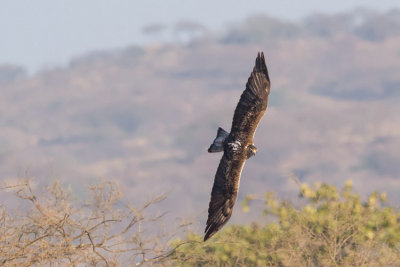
[246,144,257,159]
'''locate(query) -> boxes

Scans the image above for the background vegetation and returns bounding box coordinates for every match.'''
[0,180,187,266]
[1,180,399,266]
[171,181,400,266]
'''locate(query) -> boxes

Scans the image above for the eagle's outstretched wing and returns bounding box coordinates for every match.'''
[204,147,246,241]
[230,52,270,142]
[204,53,270,241]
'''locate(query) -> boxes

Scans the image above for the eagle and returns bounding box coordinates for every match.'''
[204,52,270,241]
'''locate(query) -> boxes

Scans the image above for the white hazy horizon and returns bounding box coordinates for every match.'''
[1,0,400,73]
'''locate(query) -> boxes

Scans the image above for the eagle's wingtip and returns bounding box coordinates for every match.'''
[254,51,268,77]
[203,235,209,242]
[257,51,265,60]
[204,221,218,241]
[203,230,213,242]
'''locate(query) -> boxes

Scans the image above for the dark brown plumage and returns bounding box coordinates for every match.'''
[204,52,270,241]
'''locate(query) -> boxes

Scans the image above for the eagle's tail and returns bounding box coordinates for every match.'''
[208,127,229,153]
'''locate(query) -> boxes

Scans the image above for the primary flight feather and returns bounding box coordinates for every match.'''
[204,52,271,241]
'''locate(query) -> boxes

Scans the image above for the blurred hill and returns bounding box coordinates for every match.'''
[1,8,400,229]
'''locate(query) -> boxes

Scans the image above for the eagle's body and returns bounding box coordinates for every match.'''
[204,52,270,241]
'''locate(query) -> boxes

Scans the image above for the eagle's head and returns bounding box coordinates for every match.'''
[246,144,257,159]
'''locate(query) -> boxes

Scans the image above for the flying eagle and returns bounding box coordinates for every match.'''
[204,52,270,241]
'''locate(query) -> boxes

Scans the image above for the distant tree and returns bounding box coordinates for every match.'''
[303,13,353,37]
[222,15,302,44]
[353,11,400,41]
[174,20,207,43]
[142,23,167,35]
[142,23,168,44]
[0,65,26,83]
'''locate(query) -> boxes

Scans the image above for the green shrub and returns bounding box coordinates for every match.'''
[170,182,400,266]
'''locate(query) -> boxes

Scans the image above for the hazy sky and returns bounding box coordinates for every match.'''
[1,0,400,73]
